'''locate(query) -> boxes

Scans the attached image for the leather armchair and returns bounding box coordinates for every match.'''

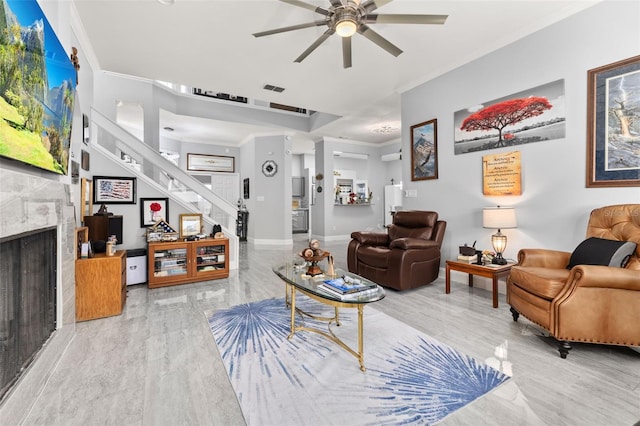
[347,210,446,291]
[507,204,640,358]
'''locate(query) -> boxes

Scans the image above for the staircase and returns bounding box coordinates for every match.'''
[89,108,239,269]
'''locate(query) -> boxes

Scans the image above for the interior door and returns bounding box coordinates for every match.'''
[209,173,239,224]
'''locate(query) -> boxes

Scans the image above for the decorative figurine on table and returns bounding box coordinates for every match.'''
[299,239,330,276]
[326,254,336,277]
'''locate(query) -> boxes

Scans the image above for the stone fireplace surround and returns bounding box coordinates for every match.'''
[0,166,77,424]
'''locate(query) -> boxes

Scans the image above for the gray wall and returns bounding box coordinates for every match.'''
[400,0,640,262]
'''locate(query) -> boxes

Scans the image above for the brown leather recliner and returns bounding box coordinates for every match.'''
[507,204,640,358]
[347,210,446,291]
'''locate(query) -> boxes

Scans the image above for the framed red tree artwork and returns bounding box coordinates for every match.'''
[453,80,566,155]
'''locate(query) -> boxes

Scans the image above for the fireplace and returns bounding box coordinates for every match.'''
[0,167,76,423]
[0,228,57,401]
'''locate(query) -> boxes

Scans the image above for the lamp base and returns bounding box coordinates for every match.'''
[492,255,508,265]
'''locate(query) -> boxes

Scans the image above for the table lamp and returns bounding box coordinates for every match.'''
[483,206,517,265]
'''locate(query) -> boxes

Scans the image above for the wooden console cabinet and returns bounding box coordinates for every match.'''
[75,251,126,321]
[148,238,229,288]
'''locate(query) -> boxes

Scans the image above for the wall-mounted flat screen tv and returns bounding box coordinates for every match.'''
[0,0,76,175]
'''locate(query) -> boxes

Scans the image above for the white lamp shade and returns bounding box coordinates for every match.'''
[483,207,517,229]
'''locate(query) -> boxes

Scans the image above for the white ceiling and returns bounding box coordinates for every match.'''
[73,0,600,153]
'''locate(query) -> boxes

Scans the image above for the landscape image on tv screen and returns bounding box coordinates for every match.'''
[0,0,76,175]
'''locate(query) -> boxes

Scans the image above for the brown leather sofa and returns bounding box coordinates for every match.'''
[507,204,640,358]
[347,210,446,291]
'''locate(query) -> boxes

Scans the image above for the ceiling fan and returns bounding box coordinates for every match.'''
[253,0,448,68]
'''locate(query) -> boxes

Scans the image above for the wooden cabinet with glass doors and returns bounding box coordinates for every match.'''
[148,238,229,288]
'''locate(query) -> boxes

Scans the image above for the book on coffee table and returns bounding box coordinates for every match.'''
[322,277,377,294]
[317,283,380,300]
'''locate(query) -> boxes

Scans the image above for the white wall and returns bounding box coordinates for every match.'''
[400,0,640,263]
[252,135,293,243]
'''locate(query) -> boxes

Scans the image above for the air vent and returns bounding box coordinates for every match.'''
[264,84,285,93]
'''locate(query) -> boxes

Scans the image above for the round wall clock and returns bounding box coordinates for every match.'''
[262,160,278,177]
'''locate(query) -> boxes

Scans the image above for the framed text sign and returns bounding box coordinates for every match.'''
[482,151,522,196]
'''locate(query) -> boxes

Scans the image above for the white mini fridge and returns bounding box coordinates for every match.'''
[126,249,147,285]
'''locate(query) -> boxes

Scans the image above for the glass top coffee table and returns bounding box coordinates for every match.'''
[272,261,385,371]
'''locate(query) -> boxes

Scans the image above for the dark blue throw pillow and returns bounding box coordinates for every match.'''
[567,237,637,269]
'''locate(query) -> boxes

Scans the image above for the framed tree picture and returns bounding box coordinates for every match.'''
[410,119,438,181]
[586,55,640,187]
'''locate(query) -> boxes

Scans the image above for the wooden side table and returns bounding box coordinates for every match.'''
[445,260,515,308]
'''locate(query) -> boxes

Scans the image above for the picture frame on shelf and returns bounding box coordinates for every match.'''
[93,176,137,204]
[187,153,235,172]
[410,119,438,181]
[586,55,640,187]
[179,213,202,238]
[80,178,93,223]
[140,198,169,227]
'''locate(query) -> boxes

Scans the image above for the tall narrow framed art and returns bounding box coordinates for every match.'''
[586,55,640,187]
[410,119,438,181]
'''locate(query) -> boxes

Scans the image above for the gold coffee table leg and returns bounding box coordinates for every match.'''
[358,304,365,372]
[288,285,296,340]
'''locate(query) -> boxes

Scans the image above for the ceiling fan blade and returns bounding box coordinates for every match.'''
[280,0,330,16]
[253,20,328,37]
[367,14,448,25]
[358,24,402,57]
[342,36,352,68]
[294,29,335,63]
[360,0,392,13]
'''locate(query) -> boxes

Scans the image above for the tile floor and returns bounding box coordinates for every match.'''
[14,237,640,425]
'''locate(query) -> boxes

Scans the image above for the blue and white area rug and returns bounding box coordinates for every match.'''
[207,297,510,425]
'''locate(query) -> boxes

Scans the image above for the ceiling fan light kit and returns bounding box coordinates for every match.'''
[254,0,448,68]
[335,19,357,37]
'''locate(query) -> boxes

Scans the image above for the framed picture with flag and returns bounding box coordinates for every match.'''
[93,176,136,204]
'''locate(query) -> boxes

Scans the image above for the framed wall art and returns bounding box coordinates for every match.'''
[80,178,93,223]
[243,178,250,199]
[71,160,79,184]
[454,79,565,155]
[482,151,522,196]
[179,213,203,238]
[81,149,90,171]
[587,55,640,187]
[410,119,438,181]
[187,153,235,172]
[82,113,90,144]
[93,176,137,204]
[140,198,169,227]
